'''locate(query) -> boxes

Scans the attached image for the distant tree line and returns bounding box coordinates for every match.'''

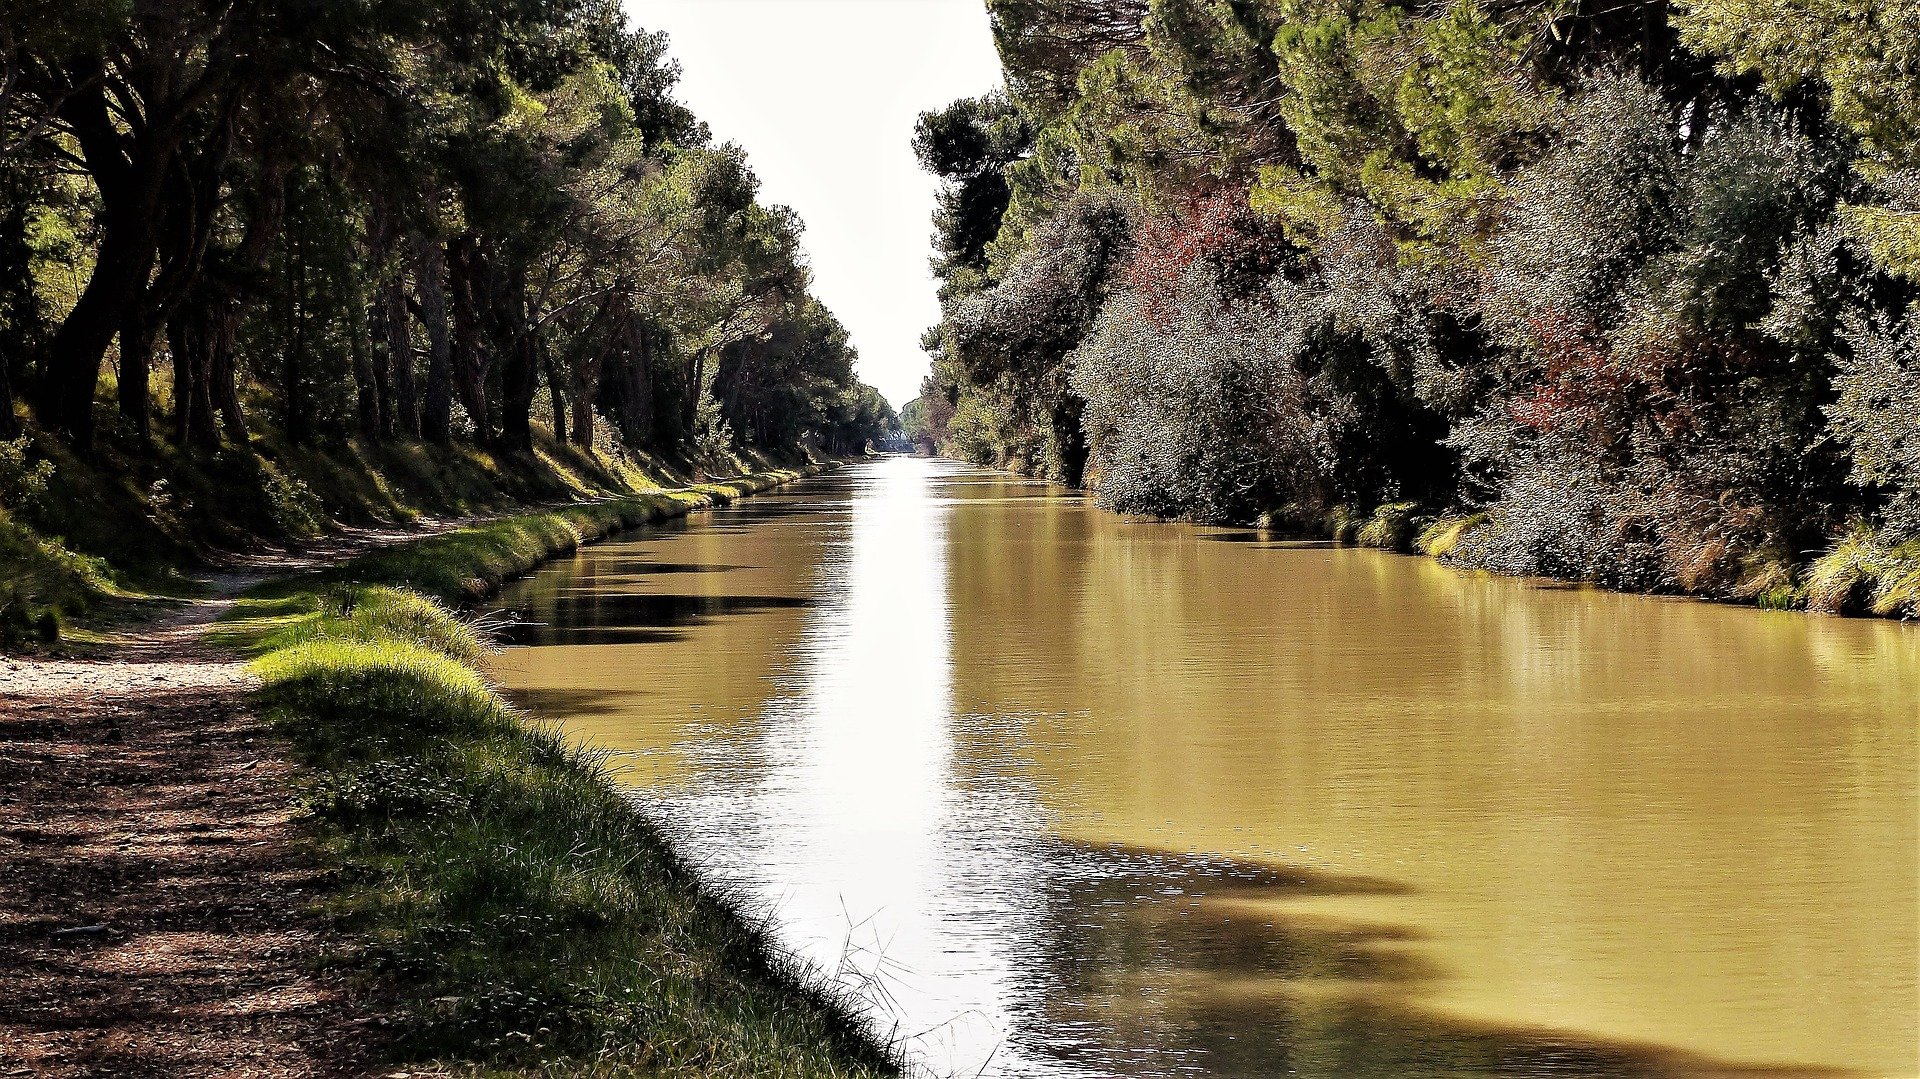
[0,0,894,463]
[912,0,1919,601]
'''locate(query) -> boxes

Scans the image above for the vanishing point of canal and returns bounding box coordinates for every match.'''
[489,457,1919,1079]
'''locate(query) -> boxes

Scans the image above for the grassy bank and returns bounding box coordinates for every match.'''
[218,468,901,1077]
[0,417,801,647]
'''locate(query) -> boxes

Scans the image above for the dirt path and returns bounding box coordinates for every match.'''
[0,516,506,1078]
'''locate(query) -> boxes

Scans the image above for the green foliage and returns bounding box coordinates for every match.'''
[1826,307,1920,539]
[1324,504,1364,544]
[1676,0,1920,277]
[1415,512,1488,559]
[261,463,327,538]
[1356,502,1429,551]
[940,189,1134,484]
[1073,263,1334,520]
[914,93,1034,279]
[0,403,804,651]
[0,436,53,510]
[4,0,892,461]
[0,508,115,647]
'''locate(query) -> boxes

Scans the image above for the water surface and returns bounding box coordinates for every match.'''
[489,458,1918,1078]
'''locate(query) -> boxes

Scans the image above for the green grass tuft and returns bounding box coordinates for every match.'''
[0,506,125,646]
[1415,513,1489,560]
[1805,527,1920,618]
[1355,502,1429,552]
[1324,504,1364,544]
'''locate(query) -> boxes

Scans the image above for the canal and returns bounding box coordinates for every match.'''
[489,457,1918,1078]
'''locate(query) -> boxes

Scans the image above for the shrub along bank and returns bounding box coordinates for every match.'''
[1259,500,1920,620]
[907,4,1919,623]
[218,467,901,1077]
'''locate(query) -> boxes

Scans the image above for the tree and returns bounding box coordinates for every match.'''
[922,0,1917,596]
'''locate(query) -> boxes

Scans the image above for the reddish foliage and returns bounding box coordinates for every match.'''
[1123,189,1291,324]
[1510,314,1757,449]
[1509,315,1629,436]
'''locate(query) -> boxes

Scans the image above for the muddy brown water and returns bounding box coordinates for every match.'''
[488,457,1918,1079]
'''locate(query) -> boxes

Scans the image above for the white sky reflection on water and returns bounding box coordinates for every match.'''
[673,461,1031,1073]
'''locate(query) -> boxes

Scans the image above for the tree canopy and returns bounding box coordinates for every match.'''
[0,0,893,460]
[912,0,1920,599]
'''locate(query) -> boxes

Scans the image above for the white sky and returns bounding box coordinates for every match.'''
[627,0,1004,411]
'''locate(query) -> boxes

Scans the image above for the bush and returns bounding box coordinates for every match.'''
[0,436,53,513]
[1826,307,1920,540]
[0,506,115,648]
[1073,264,1344,522]
[262,463,327,537]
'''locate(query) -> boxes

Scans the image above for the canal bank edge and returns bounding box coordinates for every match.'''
[1248,495,1916,619]
[214,460,904,1076]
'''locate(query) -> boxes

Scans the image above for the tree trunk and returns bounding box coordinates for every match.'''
[351,315,381,438]
[542,340,566,446]
[571,347,599,448]
[614,316,655,450]
[284,214,308,447]
[117,308,157,445]
[366,202,415,438]
[127,112,236,452]
[171,280,249,448]
[411,234,453,443]
[211,301,247,446]
[446,235,491,444]
[382,280,416,437]
[364,295,393,438]
[495,272,539,456]
[38,219,155,448]
[167,290,219,449]
[684,347,705,440]
[0,340,17,440]
[36,79,172,452]
[499,329,538,454]
[0,164,32,441]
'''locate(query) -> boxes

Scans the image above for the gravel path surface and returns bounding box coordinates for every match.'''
[0,517,497,1078]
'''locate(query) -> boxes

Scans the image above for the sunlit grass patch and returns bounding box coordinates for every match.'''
[1355,502,1429,552]
[323,473,797,606]
[1806,528,1920,618]
[1729,552,1805,611]
[1415,513,1488,560]
[1323,504,1365,544]
[252,614,893,1075]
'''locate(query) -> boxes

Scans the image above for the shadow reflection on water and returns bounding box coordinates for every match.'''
[498,592,814,646]
[1003,840,1857,1079]
[499,685,641,722]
